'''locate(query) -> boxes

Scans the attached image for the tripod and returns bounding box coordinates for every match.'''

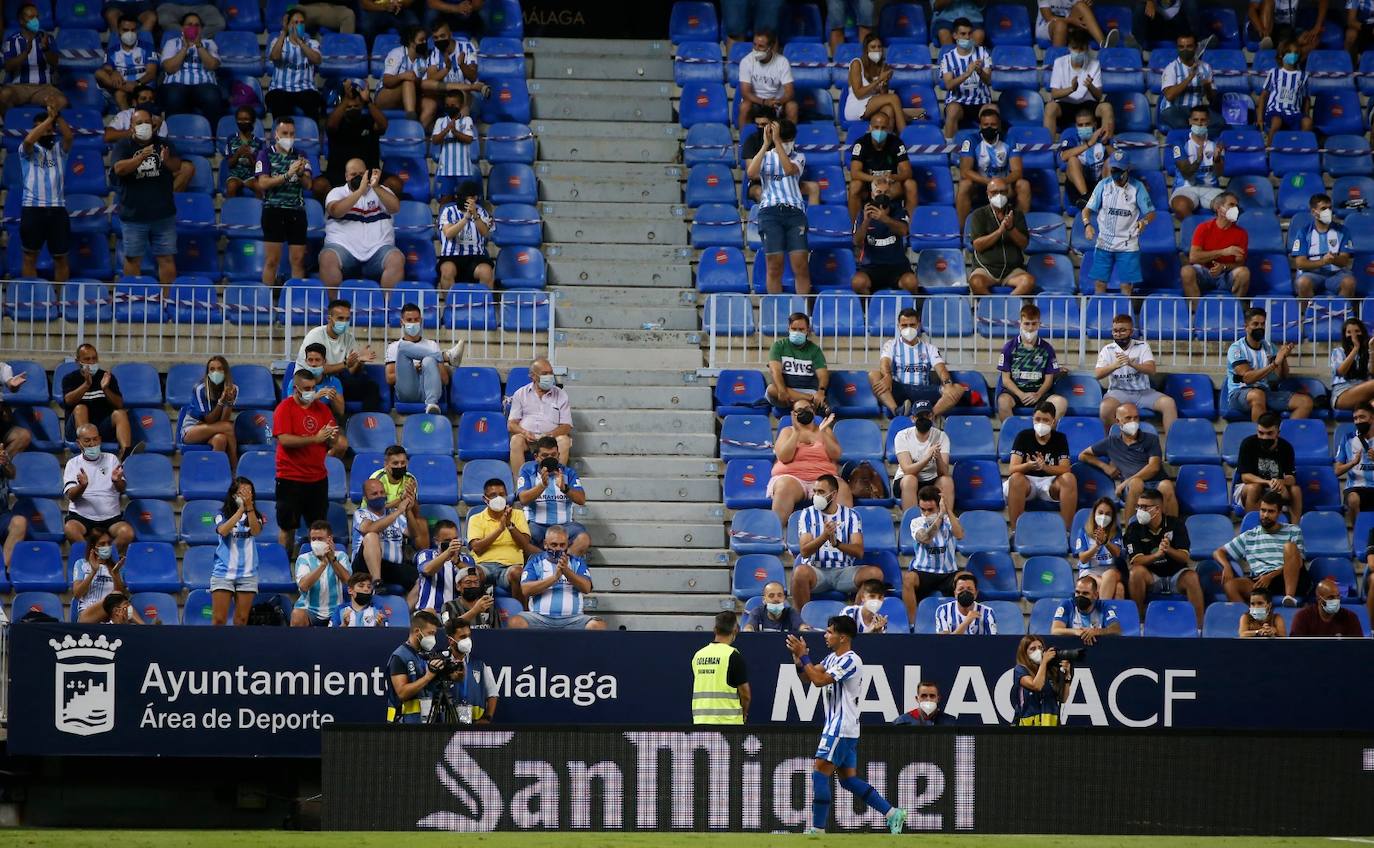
[426,681,471,725]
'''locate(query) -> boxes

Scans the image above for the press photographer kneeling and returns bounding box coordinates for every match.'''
[1011,634,1082,727]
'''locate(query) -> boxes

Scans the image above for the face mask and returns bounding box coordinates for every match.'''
[277,137,294,152]
[863,598,882,614]
[1178,49,1194,62]
[366,496,387,513]
[389,466,407,481]
[900,326,919,342]
[1121,421,1139,437]
[332,320,349,335]
[1113,333,1132,346]
[1224,206,1239,223]
[299,389,317,403]
[1189,124,1207,138]
[1074,595,1094,613]
[956,37,973,50]
[914,417,933,434]
[917,699,937,717]
[120,30,138,47]
[980,127,999,144]
[1248,328,1266,343]
[1317,208,1333,225]
[82,445,101,461]
[133,123,153,141]
[1033,422,1051,438]
[419,634,437,652]
[455,637,473,654]
[306,365,323,378]
[447,105,462,117]
[989,193,1008,209]
[1322,599,1341,615]
[348,175,363,191]
[487,495,506,512]
[1282,51,1299,66]
[1112,170,1129,185]
[788,330,807,346]
[782,141,795,156]
[353,591,373,606]
[1076,126,1094,140]
[208,370,225,385]
[184,24,201,41]
[435,38,451,51]
[235,122,253,136]
[870,129,887,145]
[1070,50,1085,65]
[1136,508,1152,524]
[812,493,830,511]
[752,50,769,62]
[1021,328,1038,345]
[537,374,557,391]
[24,17,39,32]
[956,590,975,608]
[95,545,113,560]
[1028,648,1043,665]
[766,602,786,616]
[1249,606,1269,621]
[793,408,815,426]
[403,322,421,337]
[1356,421,1371,437]
[310,540,331,556]
[295,22,307,37]
[1094,513,1112,528]
[867,50,883,62]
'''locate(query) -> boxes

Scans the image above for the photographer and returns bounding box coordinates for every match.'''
[850,174,918,297]
[386,610,442,723]
[441,565,502,629]
[1012,634,1072,727]
[426,618,498,724]
[412,519,474,613]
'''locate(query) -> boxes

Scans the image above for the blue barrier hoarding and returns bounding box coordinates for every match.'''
[8,623,1374,757]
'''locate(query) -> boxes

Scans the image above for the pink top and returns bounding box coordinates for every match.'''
[508,383,572,434]
[772,436,837,482]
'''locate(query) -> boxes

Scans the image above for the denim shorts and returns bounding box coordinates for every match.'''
[514,611,598,629]
[757,204,809,256]
[210,575,259,593]
[1295,270,1354,294]
[1227,387,1294,416]
[321,242,401,280]
[122,215,177,258]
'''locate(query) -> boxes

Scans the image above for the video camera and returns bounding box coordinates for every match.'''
[421,647,465,678]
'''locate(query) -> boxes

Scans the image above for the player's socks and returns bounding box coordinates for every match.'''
[839,775,892,815]
[810,771,832,830]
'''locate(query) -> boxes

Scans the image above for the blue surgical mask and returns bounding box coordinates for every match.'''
[537,374,556,391]
[1069,49,1085,65]
[956,37,973,50]
[332,320,349,335]
[24,17,39,32]
[306,365,323,378]
[766,602,786,616]
[1283,51,1299,66]
[295,22,307,37]
[788,330,807,346]
[1190,124,1207,138]
[299,389,317,403]
[366,496,387,512]
[82,445,101,461]
[208,370,225,385]
[95,545,113,560]
[1076,126,1094,140]
[870,128,887,144]
[402,322,421,337]
[1322,598,1341,615]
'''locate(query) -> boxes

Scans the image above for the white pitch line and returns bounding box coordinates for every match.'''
[1327,838,1374,845]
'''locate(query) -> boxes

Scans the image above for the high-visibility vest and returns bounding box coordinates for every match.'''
[691,641,743,724]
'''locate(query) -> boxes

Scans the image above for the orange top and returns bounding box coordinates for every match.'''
[772,436,837,483]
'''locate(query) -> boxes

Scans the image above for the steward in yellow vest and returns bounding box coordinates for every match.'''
[691,611,750,724]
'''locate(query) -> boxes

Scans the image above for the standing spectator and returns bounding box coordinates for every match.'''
[932,0,986,45]
[870,310,964,420]
[1058,107,1112,209]
[893,403,955,511]
[747,120,812,296]
[61,345,135,460]
[386,303,463,414]
[301,344,349,449]
[1238,587,1286,637]
[423,22,485,128]
[337,573,385,627]
[736,31,796,131]
[1335,400,1374,526]
[436,184,496,292]
[273,369,339,552]
[466,478,538,601]
[18,105,72,287]
[1331,319,1374,411]
[847,112,915,220]
[0,4,65,109]
[1037,4,1114,49]
[1215,490,1308,605]
[1225,308,1312,421]
[322,81,399,200]
[1169,107,1227,221]
[790,474,873,613]
[321,160,405,293]
[743,581,800,632]
[1290,578,1363,637]
[430,91,477,202]
[1011,635,1070,726]
[850,174,917,297]
[507,526,607,630]
[1078,403,1177,519]
[72,528,131,624]
[1006,402,1079,532]
[295,299,383,412]
[441,564,503,630]
[352,477,420,593]
[1259,39,1312,146]
[767,313,828,410]
[1347,0,1374,55]
[111,107,181,292]
[158,12,223,118]
[412,519,470,614]
[507,358,573,472]
[211,477,262,626]
[1042,28,1113,135]
[1096,313,1178,431]
[180,355,239,467]
[222,107,261,198]
[1159,33,1222,133]
[967,176,1035,296]
[934,571,998,634]
[517,436,590,557]
[254,117,313,287]
[1124,488,1202,628]
[843,35,903,130]
[62,425,134,552]
[292,520,351,626]
[956,110,1027,232]
[1082,151,1155,297]
[266,9,324,122]
[768,399,848,528]
[892,681,948,726]
[904,484,964,621]
[740,106,821,206]
[996,304,1068,420]
[360,0,423,42]
[1292,194,1357,300]
[1180,193,1250,299]
[1248,0,1325,52]
[96,16,159,110]
[103,85,169,144]
[1070,502,1125,599]
[839,579,891,633]
[155,2,226,34]
[1233,412,1304,517]
[296,0,357,34]
[377,25,431,120]
[939,19,993,139]
[0,362,32,455]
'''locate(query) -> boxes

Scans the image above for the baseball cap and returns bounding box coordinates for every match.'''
[1109,149,1129,173]
[910,399,934,417]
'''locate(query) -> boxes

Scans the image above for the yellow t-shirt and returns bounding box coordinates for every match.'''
[466,508,530,566]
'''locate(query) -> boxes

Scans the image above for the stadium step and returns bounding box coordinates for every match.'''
[570,407,714,433]
[530,53,675,81]
[580,520,724,548]
[599,613,712,631]
[568,430,717,456]
[536,161,684,183]
[562,382,711,410]
[589,592,730,614]
[538,173,683,204]
[556,300,700,332]
[590,547,729,567]
[557,329,702,352]
[553,286,698,310]
[529,78,678,102]
[571,455,718,477]
[577,501,724,523]
[547,259,692,287]
[595,566,731,593]
[540,201,684,221]
[532,94,673,121]
[543,217,687,245]
[579,476,722,503]
[525,37,672,59]
[533,118,680,142]
[537,135,683,165]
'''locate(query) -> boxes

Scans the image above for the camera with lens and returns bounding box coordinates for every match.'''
[540,456,560,473]
[422,648,464,677]
[1056,647,1086,663]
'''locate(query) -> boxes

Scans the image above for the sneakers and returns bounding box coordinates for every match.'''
[886,807,908,835]
[443,339,467,367]
[1102,28,1119,48]
[1281,594,1298,607]
[425,404,442,415]
[1259,35,1273,50]
[802,827,822,836]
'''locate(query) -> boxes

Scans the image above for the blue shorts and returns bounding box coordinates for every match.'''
[1295,270,1354,294]
[321,242,402,280]
[434,175,480,201]
[932,15,982,32]
[825,0,874,28]
[1088,248,1142,285]
[892,383,941,407]
[810,564,862,595]
[122,214,177,258]
[1189,264,1240,294]
[1264,111,1304,131]
[514,610,598,629]
[815,734,858,768]
[530,520,588,546]
[1227,387,1294,416]
[757,204,809,256]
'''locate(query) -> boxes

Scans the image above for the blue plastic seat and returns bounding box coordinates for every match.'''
[1021,555,1074,600]
[410,455,459,505]
[1280,419,1331,465]
[455,411,507,461]
[721,414,775,462]
[122,498,176,543]
[400,415,454,457]
[878,2,928,42]
[182,589,216,624]
[1202,601,1247,637]
[1324,135,1374,177]
[487,163,538,205]
[179,499,223,546]
[716,370,768,415]
[1164,419,1220,465]
[109,362,162,406]
[235,451,277,497]
[679,82,730,127]
[118,454,174,500]
[952,459,1006,511]
[1143,600,1198,637]
[908,205,960,250]
[10,541,64,592]
[216,28,265,76]
[8,496,61,542]
[228,364,277,409]
[1220,422,1256,466]
[691,203,743,249]
[442,285,498,332]
[990,46,1038,90]
[1218,129,1267,176]
[1310,557,1359,598]
[724,459,773,510]
[499,291,551,332]
[1175,465,1230,515]
[165,114,213,158]
[449,367,503,414]
[345,412,395,455]
[730,509,784,555]
[458,458,513,507]
[1181,514,1233,564]
[1052,374,1103,418]
[481,78,532,124]
[495,246,546,289]
[12,591,63,620]
[1299,510,1350,559]
[344,453,383,503]
[1294,467,1343,514]
[1014,514,1068,557]
[1098,47,1144,92]
[784,42,831,89]
[956,511,1009,555]
[697,247,749,293]
[127,592,177,625]
[812,291,865,337]
[674,40,723,85]
[801,600,845,630]
[683,123,735,167]
[179,451,232,501]
[851,506,896,555]
[1163,374,1217,420]
[1316,91,1365,136]
[483,122,536,165]
[120,542,179,593]
[826,371,882,417]
[804,205,852,249]
[833,419,883,466]
[985,3,1031,44]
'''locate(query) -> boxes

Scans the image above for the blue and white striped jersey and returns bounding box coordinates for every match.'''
[797,505,862,569]
[211,511,260,580]
[908,513,957,574]
[818,650,864,738]
[1262,66,1308,115]
[351,507,408,564]
[1052,599,1119,630]
[840,604,887,633]
[161,36,219,85]
[269,32,319,92]
[437,201,494,256]
[72,559,114,614]
[1336,431,1374,490]
[106,45,158,82]
[4,31,51,84]
[428,39,478,83]
[934,599,998,634]
[336,603,382,627]
[881,337,944,386]
[1171,137,1218,188]
[1072,524,1122,572]
[294,552,346,618]
[1225,337,1278,397]
[758,148,807,209]
[517,460,584,525]
[1330,346,1365,394]
[1289,221,1353,274]
[940,45,992,104]
[431,114,477,177]
[960,137,1013,178]
[1085,176,1153,252]
[1351,0,1374,25]
[413,546,475,612]
[522,552,592,617]
[381,45,429,85]
[1160,59,1212,109]
[18,141,65,207]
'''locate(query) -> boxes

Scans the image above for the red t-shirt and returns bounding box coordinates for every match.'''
[1190,219,1249,271]
[273,397,334,483]
[1289,606,1364,637]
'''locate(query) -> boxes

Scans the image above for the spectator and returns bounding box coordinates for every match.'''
[956,109,1027,232]
[1169,106,1227,221]
[296,0,356,34]
[211,476,262,626]
[507,525,607,630]
[73,528,131,624]
[1079,403,1176,518]
[441,563,503,630]
[892,680,948,726]
[1331,319,1374,411]
[295,299,383,412]
[353,477,421,593]
[1012,635,1070,726]
[518,435,590,557]
[266,9,324,122]
[1038,4,1114,48]
[1234,412,1304,518]
[301,344,349,452]
[736,31,796,131]
[843,35,903,130]
[1159,33,1222,133]
[1007,401,1078,532]
[360,0,423,42]
[370,444,419,507]
[253,117,312,287]
[273,368,339,552]
[0,5,65,110]
[222,107,261,198]
[996,304,1068,420]
[322,80,400,200]
[507,358,573,473]
[934,571,997,634]
[111,107,182,293]
[1124,488,1202,628]
[1058,107,1112,209]
[180,355,239,467]
[824,0,873,52]
[0,449,28,570]
[1290,578,1363,637]
[94,592,143,625]
[743,581,800,632]
[967,176,1034,296]
[103,85,170,145]
[1082,150,1155,297]
[871,310,964,420]
[436,184,496,292]
[1180,193,1250,299]
[851,174,917,297]
[105,1,157,33]
[1071,497,1125,599]
[904,484,964,620]
[467,477,538,602]
[1096,313,1178,431]
[378,25,431,121]
[321,160,404,293]
[720,0,783,50]
[96,16,159,110]
[412,519,471,613]
[63,423,134,552]
[791,473,872,613]
[336,572,385,627]
[740,106,820,207]
[18,105,73,287]
[424,22,485,128]
[767,314,828,410]
[839,579,891,633]
[747,120,813,296]
[1225,307,1312,422]
[1366,528,1374,628]
[893,404,955,511]
[1056,570,1124,642]
[848,112,915,219]
[1336,401,1374,527]
[385,303,463,415]
[1292,194,1357,300]
[1347,0,1374,55]
[434,617,499,723]
[1215,490,1308,606]
[155,2,225,34]
[939,19,993,139]
[158,12,222,118]
[0,362,32,455]
[292,520,351,626]
[1042,28,1113,135]
[1259,38,1312,146]
[61,345,135,460]
[430,91,477,202]
[1248,0,1324,53]
[769,398,848,527]
[1239,587,1286,637]
[932,0,986,45]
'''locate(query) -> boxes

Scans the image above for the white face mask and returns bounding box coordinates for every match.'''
[917,699,937,717]
[1028,648,1043,665]
[133,123,153,141]
[310,540,330,557]
[1135,508,1152,524]
[1020,328,1038,344]
[1223,205,1239,223]
[899,326,919,342]
[455,637,473,654]
[863,598,882,614]
[277,136,294,152]
[1249,606,1269,621]
[752,49,769,62]
[1094,512,1112,528]
[1120,421,1139,437]
[487,495,507,512]
[989,193,1009,209]
[1317,208,1333,225]
[867,51,882,62]
[120,30,138,47]
[812,493,830,512]
[1032,422,1051,438]
[418,634,437,652]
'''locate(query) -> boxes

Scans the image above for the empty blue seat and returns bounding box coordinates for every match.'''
[110,362,162,407]
[956,511,1009,554]
[674,40,723,85]
[697,246,749,294]
[1143,600,1198,637]
[400,415,453,456]
[449,367,503,414]
[216,28,265,75]
[1300,510,1350,559]
[121,542,179,593]
[730,509,784,555]
[1021,555,1074,600]
[178,451,232,501]
[1324,135,1374,177]
[990,46,1038,89]
[1176,465,1230,515]
[1280,419,1331,464]
[456,411,507,461]
[345,453,384,503]
[411,455,459,504]
[939,417,994,463]
[1310,556,1359,598]
[165,114,213,158]
[225,364,276,410]
[721,414,774,461]
[1014,513,1067,557]
[122,498,176,543]
[1098,47,1144,92]
[953,459,1005,511]
[826,371,881,417]
[480,78,531,123]
[345,412,394,455]
[180,499,223,546]
[1052,374,1103,417]
[669,0,719,41]
[119,454,173,499]
[985,3,1031,44]
[716,369,768,415]
[1294,467,1343,514]
[1218,129,1267,176]
[442,285,499,332]
[691,203,743,249]
[1163,373,1217,420]
[909,205,960,250]
[483,122,536,165]
[12,591,63,620]
[679,82,730,127]
[128,592,178,625]
[834,418,883,465]
[499,291,551,332]
[487,163,538,205]
[9,497,61,542]
[1202,601,1248,637]
[724,459,773,510]
[458,458,512,507]
[683,122,735,167]
[812,291,865,337]
[10,541,64,592]
[495,246,546,289]
[805,205,853,249]
[801,600,845,630]
[182,589,216,624]
[1165,419,1220,465]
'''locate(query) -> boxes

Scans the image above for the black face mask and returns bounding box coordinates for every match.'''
[447,105,462,117]
[956,590,976,608]
[979,127,999,144]
[1248,328,1266,343]
[348,175,363,191]
[461,586,485,602]
[353,591,373,606]
[1356,421,1371,437]
[389,466,407,481]
[435,38,451,51]
[237,122,255,135]
[794,408,815,426]
[1178,49,1195,62]
[914,417,933,434]
[1260,436,1278,450]
[1113,333,1132,346]
[38,135,55,148]
[1074,595,1094,613]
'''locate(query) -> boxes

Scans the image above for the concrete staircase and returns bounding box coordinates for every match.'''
[527,38,728,630]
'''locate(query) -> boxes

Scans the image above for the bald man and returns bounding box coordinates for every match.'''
[508,358,573,472]
[320,157,405,295]
[967,177,1035,296]
[1078,402,1176,517]
[63,423,135,553]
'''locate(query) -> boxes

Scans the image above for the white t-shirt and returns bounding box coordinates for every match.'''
[63,452,122,521]
[1095,338,1155,393]
[1048,54,1102,103]
[294,324,359,367]
[892,425,951,483]
[385,336,440,371]
[739,53,793,100]
[324,185,396,262]
[109,107,169,137]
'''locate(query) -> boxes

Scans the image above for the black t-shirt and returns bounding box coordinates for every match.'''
[858,201,910,268]
[1010,428,1070,477]
[1123,516,1192,577]
[1236,436,1296,482]
[60,367,121,421]
[850,133,908,177]
[725,647,748,688]
[441,596,501,630]
[327,109,382,176]
[112,137,177,222]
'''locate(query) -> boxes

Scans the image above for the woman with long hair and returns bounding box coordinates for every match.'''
[211,476,263,625]
[1011,634,1071,727]
[1331,318,1374,410]
[1071,496,1124,599]
[843,34,906,130]
[74,526,141,624]
[181,355,240,467]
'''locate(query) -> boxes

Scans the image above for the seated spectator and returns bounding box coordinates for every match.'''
[741,107,820,206]
[321,160,405,294]
[1159,33,1223,133]
[337,573,386,627]
[436,184,496,292]
[0,362,32,455]
[850,174,917,297]
[1239,587,1286,637]
[103,85,167,144]
[96,16,159,110]
[1181,193,1250,300]
[292,520,351,626]
[211,476,262,626]
[73,527,130,624]
[934,571,997,634]
[743,581,799,632]
[158,12,223,118]
[378,25,432,121]
[1247,0,1321,53]
[112,106,182,292]
[1053,574,1123,643]
[848,112,916,219]
[769,398,848,527]
[1215,490,1308,606]
[181,355,239,471]
[1336,400,1374,526]
[0,5,66,110]
[893,404,955,511]
[839,579,891,633]
[748,120,813,295]
[1259,39,1312,146]
[1007,402,1078,532]
[1071,497,1125,599]
[223,107,262,198]
[412,519,470,613]
[254,117,313,287]
[441,563,504,630]
[1348,0,1374,55]
[1082,151,1155,297]
[353,478,421,593]
[843,35,904,130]
[273,369,340,551]
[790,474,871,612]
[370,444,418,505]
[932,0,986,45]
[767,313,828,410]
[0,448,29,568]
[424,22,485,128]
[1125,488,1202,628]
[1331,319,1374,411]
[1079,402,1176,518]
[518,436,590,557]
[1366,526,1374,627]
[1225,308,1312,422]
[904,484,964,620]
[430,92,478,202]
[892,680,948,726]
[155,2,225,35]
[385,303,464,414]
[359,0,423,42]
[1290,578,1363,637]
[507,358,573,473]
[967,176,1034,296]
[61,345,134,460]
[956,109,1026,232]
[295,299,382,412]
[1038,3,1115,47]
[93,591,143,625]
[871,311,964,420]
[301,344,349,457]
[1169,106,1227,221]
[1058,107,1112,209]
[1292,194,1357,300]
[1012,634,1070,726]
[940,19,993,139]
[1138,0,1193,44]
[295,0,356,34]
[467,478,538,602]
[1096,313,1178,431]
[736,31,797,131]
[322,80,401,200]
[507,525,607,630]
[105,0,157,33]
[63,423,134,551]
[1234,411,1304,518]
[19,105,73,287]
[266,10,324,122]
[996,305,1067,420]
[1043,28,1114,134]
